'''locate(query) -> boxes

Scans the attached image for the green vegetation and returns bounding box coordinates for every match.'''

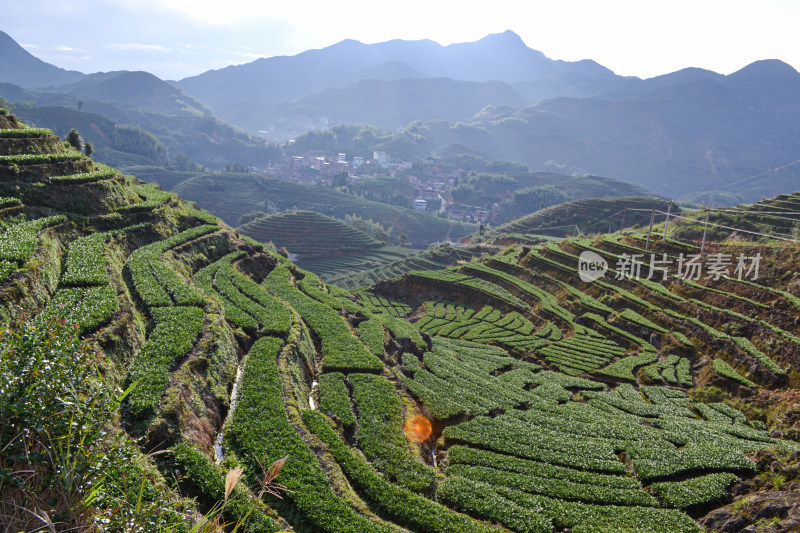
[126,224,215,308]
[126,306,205,417]
[263,266,383,372]
[495,486,700,533]
[227,337,388,532]
[1,318,193,532]
[357,317,385,356]
[358,292,411,317]
[538,335,626,376]
[50,166,118,184]
[112,124,169,166]
[62,223,148,286]
[437,476,553,533]
[318,372,357,428]
[415,300,552,354]
[650,472,740,509]
[305,410,504,533]
[0,215,66,264]
[329,243,484,289]
[0,196,22,209]
[640,355,693,387]
[225,259,292,335]
[0,127,54,137]
[618,308,668,333]
[119,181,177,212]
[446,463,658,506]
[0,151,84,164]
[598,352,659,380]
[348,373,436,492]
[713,359,757,388]
[171,443,282,532]
[195,252,292,335]
[482,197,672,242]
[238,210,414,280]
[36,285,119,332]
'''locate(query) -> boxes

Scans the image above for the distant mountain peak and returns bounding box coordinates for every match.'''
[728,58,800,79]
[480,29,526,44]
[454,29,532,53]
[327,38,366,50]
[0,30,84,88]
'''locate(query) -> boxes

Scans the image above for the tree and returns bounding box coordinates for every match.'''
[372,223,391,244]
[66,128,84,152]
[399,229,409,247]
[332,172,349,188]
[84,141,94,157]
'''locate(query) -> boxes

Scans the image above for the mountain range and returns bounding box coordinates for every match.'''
[176,30,620,135]
[2,29,800,200]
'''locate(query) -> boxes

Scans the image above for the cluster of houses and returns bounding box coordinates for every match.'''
[259,151,494,223]
[265,150,411,181]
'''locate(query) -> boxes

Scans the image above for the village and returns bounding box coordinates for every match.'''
[258,149,493,223]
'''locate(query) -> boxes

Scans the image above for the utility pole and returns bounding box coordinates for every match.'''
[645,208,656,251]
[662,200,673,240]
[700,209,710,253]
[619,207,627,234]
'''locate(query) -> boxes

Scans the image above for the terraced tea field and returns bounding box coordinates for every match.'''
[238,210,417,278]
[480,196,675,243]
[328,243,486,289]
[1,108,798,532]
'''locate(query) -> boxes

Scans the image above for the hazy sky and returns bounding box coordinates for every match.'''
[4,0,799,80]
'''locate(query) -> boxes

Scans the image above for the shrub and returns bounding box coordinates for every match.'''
[348,373,436,492]
[171,443,282,532]
[0,215,66,264]
[0,318,190,531]
[263,266,382,373]
[227,337,386,532]
[126,306,205,417]
[318,372,356,428]
[650,472,740,509]
[712,359,757,388]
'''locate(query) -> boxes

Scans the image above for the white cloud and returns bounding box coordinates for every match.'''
[108,43,173,52]
[109,0,289,25]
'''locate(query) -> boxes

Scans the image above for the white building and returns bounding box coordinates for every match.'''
[373,151,391,168]
[413,199,427,211]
